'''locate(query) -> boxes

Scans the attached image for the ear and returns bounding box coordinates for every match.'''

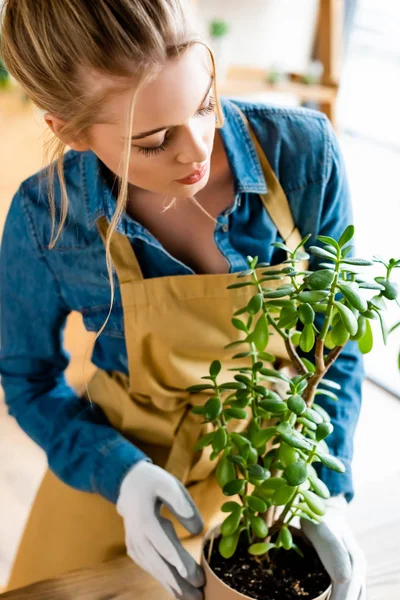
[44,113,90,152]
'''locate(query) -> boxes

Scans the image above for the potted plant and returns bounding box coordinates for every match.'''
[188,225,400,600]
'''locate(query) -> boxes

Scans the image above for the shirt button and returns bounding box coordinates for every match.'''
[222,224,229,233]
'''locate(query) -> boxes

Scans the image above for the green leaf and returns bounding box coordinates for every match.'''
[260,368,290,382]
[302,490,326,516]
[272,241,291,253]
[221,507,243,536]
[297,290,330,303]
[316,235,340,250]
[315,389,339,402]
[308,475,330,499]
[205,397,222,421]
[284,461,308,486]
[248,542,275,556]
[231,318,247,332]
[219,529,241,558]
[306,269,336,290]
[216,458,236,488]
[224,407,248,420]
[320,378,341,390]
[227,282,254,289]
[253,427,278,448]
[299,324,315,352]
[358,318,373,354]
[302,358,316,373]
[247,293,264,315]
[312,404,331,422]
[338,282,368,313]
[308,246,337,261]
[298,303,315,326]
[317,453,346,473]
[258,351,276,362]
[303,408,323,424]
[263,288,293,299]
[187,384,214,392]
[223,479,245,496]
[250,515,269,538]
[212,427,228,452]
[279,442,299,468]
[330,320,350,346]
[376,309,388,345]
[260,398,287,413]
[341,258,374,266]
[251,313,270,352]
[297,417,317,431]
[287,394,307,416]
[315,422,334,441]
[248,464,270,481]
[278,307,298,329]
[338,225,355,247]
[335,302,358,336]
[260,477,286,491]
[220,382,247,390]
[246,495,267,513]
[350,315,367,341]
[271,483,297,505]
[194,431,215,452]
[277,423,313,451]
[278,526,293,550]
[221,501,242,513]
[209,360,222,378]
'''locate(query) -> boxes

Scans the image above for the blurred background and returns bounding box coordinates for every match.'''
[1,0,399,597]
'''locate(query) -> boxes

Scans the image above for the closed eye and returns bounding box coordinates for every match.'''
[136,96,216,158]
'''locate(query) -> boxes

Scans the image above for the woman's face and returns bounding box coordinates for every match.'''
[86,44,217,199]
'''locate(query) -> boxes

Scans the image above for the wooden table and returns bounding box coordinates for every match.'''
[0,538,202,599]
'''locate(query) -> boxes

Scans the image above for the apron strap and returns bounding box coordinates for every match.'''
[236,108,304,254]
[97,216,144,282]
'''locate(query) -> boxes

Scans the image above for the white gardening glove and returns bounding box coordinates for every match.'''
[116,461,205,599]
[301,494,367,600]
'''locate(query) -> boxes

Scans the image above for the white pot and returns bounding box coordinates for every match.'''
[201,524,333,600]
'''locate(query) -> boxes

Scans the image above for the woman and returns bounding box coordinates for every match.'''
[0,1,366,599]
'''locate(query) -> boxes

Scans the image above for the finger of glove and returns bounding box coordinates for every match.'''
[301,520,352,583]
[143,537,204,600]
[158,476,204,536]
[342,528,367,600]
[131,538,183,598]
[159,515,205,587]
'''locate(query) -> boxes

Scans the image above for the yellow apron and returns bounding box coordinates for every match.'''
[5,108,308,592]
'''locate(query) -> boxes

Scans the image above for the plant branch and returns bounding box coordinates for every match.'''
[285,336,308,375]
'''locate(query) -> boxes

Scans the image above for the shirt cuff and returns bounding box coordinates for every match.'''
[314,455,354,503]
[93,437,153,504]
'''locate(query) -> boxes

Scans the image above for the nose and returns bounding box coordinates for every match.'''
[175,121,209,166]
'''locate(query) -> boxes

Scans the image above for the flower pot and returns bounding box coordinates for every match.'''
[201,524,332,600]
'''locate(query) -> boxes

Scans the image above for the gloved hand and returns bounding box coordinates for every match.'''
[300,494,367,600]
[116,461,205,599]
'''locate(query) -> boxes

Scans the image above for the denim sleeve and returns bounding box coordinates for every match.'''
[0,189,150,504]
[303,119,365,503]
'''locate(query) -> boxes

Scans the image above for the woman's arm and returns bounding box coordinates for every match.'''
[0,188,149,504]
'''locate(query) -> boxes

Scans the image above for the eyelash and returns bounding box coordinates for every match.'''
[136,96,216,157]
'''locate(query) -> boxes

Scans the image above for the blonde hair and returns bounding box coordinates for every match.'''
[1,2,224,312]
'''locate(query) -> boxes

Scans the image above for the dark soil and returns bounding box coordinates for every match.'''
[205,530,331,599]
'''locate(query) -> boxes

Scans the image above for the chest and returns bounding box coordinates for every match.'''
[126,181,235,275]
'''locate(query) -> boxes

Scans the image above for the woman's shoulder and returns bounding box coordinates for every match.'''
[7,149,99,252]
[224,97,335,191]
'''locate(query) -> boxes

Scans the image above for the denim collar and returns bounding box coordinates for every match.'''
[82,96,268,233]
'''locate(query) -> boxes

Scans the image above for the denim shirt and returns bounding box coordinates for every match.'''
[0,97,364,504]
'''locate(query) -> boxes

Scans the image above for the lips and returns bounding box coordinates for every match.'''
[175,162,208,185]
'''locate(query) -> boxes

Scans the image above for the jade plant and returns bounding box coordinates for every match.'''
[188,225,400,560]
